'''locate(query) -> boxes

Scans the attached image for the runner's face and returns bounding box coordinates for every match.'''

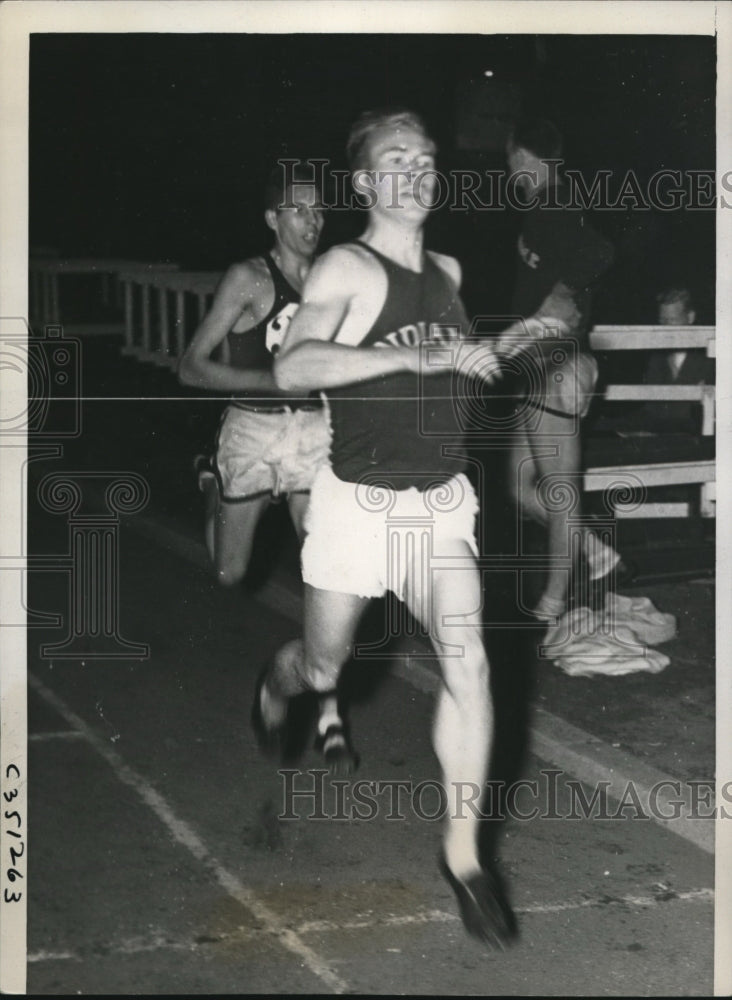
[273,184,324,258]
[363,124,437,216]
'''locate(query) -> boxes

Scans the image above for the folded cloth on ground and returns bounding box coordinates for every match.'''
[542,593,676,677]
[605,592,677,645]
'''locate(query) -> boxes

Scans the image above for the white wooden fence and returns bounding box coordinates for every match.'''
[28,256,716,521]
[29,257,179,335]
[585,325,715,519]
[116,268,221,368]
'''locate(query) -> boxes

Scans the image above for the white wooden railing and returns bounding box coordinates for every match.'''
[28,256,179,334]
[116,268,221,368]
[590,325,715,355]
[28,256,716,521]
[585,325,715,519]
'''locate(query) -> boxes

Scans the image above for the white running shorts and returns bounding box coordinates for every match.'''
[301,465,479,600]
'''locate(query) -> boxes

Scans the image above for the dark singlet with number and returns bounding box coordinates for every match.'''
[227,254,314,411]
[326,241,468,490]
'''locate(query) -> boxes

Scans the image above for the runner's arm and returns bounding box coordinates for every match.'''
[492,281,583,361]
[177,263,281,393]
[427,251,502,386]
[274,249,421,392]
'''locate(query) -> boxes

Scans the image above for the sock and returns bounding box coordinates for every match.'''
[584,533,621,582]
[533,593,566,621]
[317,696,341,737]
[443,824,482,881]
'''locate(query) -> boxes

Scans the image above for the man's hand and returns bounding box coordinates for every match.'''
[453,340,502,386]
[495,280,582,361]
[535,281,582,334]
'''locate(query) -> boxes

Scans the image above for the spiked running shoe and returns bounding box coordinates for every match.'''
[439,854,519,950]
[314,723,360,776]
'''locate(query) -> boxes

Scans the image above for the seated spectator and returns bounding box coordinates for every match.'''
[641,287,714,433]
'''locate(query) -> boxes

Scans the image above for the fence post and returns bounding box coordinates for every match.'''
[122,279,135,355]
[174,290,185,362]
[141,282,151,356]
[158,285,170,364]
[701,386,715,437]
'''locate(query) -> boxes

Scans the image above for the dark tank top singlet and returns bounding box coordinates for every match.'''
[326,241,469,490]
[227,254,314,410]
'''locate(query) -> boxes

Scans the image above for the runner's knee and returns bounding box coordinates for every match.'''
[509,451,535,508]
[509,471,524,508]
[436,631,489,698]
[215,558,248,587]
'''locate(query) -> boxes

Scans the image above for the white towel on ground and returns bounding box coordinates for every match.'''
[542,593,677,677]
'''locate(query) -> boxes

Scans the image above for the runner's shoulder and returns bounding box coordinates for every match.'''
[427,250,461,289]
[216,256,271,303]
[306,243,382,297]
[223,255,270,287]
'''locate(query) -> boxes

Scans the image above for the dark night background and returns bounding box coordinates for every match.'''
[29,33,716,324]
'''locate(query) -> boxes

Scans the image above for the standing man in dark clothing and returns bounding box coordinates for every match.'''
[502,118,617,620]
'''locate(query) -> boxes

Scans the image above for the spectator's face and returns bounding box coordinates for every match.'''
[506,140,525,175]
[659,301,694,326]
[506,141,535,192]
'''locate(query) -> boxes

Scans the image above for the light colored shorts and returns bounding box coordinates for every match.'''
[301,465,479,601]
[533,349,599,419]
[215,404,331,501]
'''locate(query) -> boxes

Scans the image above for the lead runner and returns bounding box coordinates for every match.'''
[253,108,518,948]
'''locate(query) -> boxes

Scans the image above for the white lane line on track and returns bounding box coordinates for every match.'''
[28,672,350,995]
[298,887,714,932]
[27,951,79,964]
[28,931,201,963]
[29,730,84,741]
[27,887,714,963]
[521,886,714,913]
[121,513,715,856]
